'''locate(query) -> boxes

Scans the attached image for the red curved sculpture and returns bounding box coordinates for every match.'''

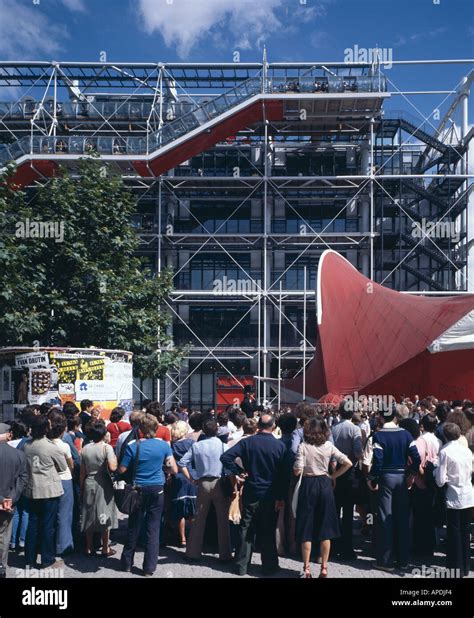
[284,250,474,401]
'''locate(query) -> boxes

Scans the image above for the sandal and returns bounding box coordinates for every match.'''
[319,566,328,578]
[101,548,117,557]
[300,565,312,579]
[180,541,187,548]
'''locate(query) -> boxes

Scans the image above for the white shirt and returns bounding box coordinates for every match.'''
[227,429,244,448]
[228,421,237,435]
[52,439,73,481]
[8,438,23,449]
[360,420,371,437]
[435,439,473,509]
[421,431,442,459]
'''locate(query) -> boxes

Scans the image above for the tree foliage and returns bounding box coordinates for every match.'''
[0,159,183,377]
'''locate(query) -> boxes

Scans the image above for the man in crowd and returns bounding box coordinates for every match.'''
[0,431,27,577]
[0,422,11,442]
[240,385,261,419]
[221,414,288,576]
[79,399,94,433]
[332,400,363,559]
[178,418,232,563]
[368,405,421,571]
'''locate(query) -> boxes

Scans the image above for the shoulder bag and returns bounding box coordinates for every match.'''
[114,438,141,515]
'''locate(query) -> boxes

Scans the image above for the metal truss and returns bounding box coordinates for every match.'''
[1,55,472,408]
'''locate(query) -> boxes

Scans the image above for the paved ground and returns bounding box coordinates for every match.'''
[6,513,473,579]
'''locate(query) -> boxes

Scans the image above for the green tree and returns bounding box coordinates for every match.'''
[0,159,183,378]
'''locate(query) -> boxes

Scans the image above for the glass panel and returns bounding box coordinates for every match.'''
[61,102,76,118]
[97,137,113,153]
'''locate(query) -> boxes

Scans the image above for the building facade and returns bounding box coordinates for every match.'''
[0,58,472,409]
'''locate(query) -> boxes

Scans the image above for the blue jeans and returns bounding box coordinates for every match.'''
[25,497,60,568]
[376,473,410,568]
[121,485,164,574]
[10,496,29,548]
[56,480,74,555]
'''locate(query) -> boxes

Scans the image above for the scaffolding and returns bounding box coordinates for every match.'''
[0,54,472,409]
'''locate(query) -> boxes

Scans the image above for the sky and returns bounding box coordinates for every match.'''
[0,0,472,64]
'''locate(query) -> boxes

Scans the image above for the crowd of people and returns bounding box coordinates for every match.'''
[0,392,472,579]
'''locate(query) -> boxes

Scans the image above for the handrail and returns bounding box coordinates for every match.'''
[0,74,387,167]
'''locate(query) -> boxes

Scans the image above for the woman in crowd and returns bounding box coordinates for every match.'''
[119,414,177,576]
[106,407,131,449]
[80,420,118,557]
[186,411,203,441]
[399,417,437,558]
[49,416,75,556]
[217,411,231,443]
[227,411,246,446]
[294,417,352,578]
[435,422,473,577]
[23,415,67,569]
[163,412,179,427]
[145,401,171,443]
[8,421,30,551]
[66,415,83,454]
[169,421,197,547]
[81,407,102,446]
[446,410,471,449]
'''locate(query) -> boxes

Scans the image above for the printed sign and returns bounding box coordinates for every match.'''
[59,383,75,395]
[15,353,49,369]
[55,358,80,384]
[74,380,118,402]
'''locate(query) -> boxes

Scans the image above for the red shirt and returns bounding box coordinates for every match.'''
[156,425,171,443]
[107,420,132,448]
[136,424,171,443]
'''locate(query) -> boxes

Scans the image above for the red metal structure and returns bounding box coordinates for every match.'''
[283,250,474,401]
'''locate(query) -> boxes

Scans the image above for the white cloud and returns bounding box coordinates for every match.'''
[394,27,448,48]
[0,0,86,59]
[136,0,284,58]
[0,0,63,58]
[310,31,331,49]
[60,0,87,11]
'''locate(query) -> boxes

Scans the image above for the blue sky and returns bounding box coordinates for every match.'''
[0,0,472,64]
[0,0,472,117]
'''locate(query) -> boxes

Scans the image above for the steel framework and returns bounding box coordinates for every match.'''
[1,54,472,408]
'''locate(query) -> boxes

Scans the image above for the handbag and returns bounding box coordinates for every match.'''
[291,448,305,518]
[114,438,141,515]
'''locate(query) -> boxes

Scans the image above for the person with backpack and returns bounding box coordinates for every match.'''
[399,417,438,559]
